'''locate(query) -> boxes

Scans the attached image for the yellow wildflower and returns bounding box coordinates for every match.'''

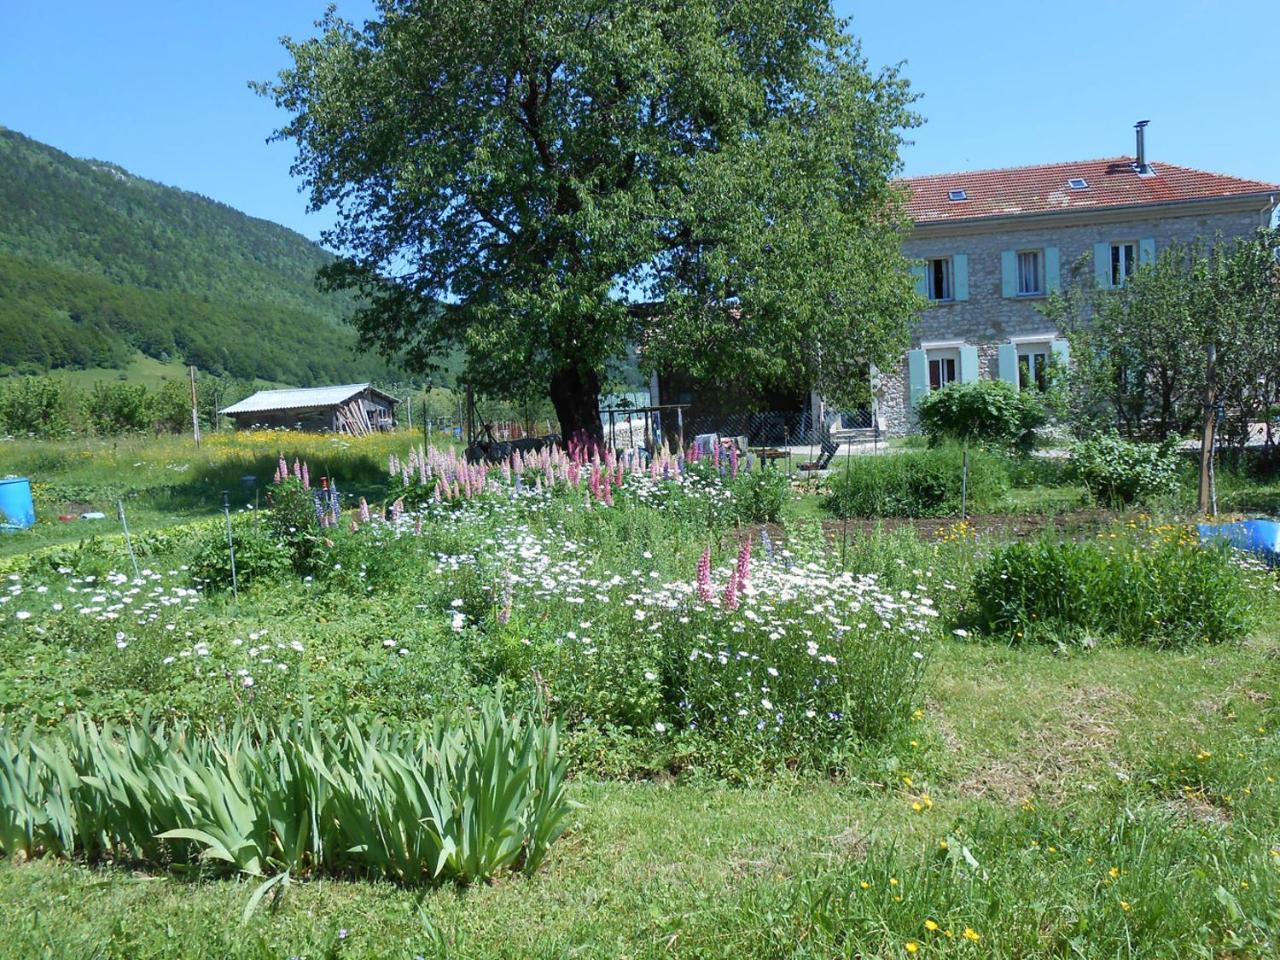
[905,942,919,954]
[924,919,939,932]
[963,927,981,942]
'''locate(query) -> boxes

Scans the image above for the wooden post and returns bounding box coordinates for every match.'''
[189,366,201,447]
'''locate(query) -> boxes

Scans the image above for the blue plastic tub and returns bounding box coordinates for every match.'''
[0,477,36,531]
[1198,519,1280,566]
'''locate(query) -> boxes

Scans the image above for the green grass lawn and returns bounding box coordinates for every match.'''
[2,637,1277,958]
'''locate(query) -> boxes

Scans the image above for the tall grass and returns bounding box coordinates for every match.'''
[825,446,1010,519]
[0,701,573,902]
[967,525,1256,647]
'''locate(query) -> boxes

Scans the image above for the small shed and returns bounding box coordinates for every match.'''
[219,383,399,434]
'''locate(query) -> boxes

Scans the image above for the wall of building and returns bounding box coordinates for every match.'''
[877,204,1268,435]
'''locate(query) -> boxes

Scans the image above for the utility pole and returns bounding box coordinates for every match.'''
[189,366,201,447]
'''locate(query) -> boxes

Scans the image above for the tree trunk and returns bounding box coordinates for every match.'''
[1198,341,1217,515]
[548,365,604,452]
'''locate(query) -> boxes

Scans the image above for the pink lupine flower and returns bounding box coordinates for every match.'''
[602,478,614,507]
[358,497,371,523]
[696,547,713,603]
[729,444,739,478]
[301,461,310,490]
[391,498,404,520]
[293,458,303,481]
[735,537,752,587]
[278,456,288,483]
[722,573,738,610]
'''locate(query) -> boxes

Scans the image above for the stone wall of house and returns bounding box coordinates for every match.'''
[876,205,1269,436]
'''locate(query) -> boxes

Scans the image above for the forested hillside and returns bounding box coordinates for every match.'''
[0,128,394,384]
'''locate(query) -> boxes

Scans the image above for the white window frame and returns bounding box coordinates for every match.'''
[1017,343,1051,392]
[1110,241,1138,287]
[925,346,960,391]
[926,257,954,302]
[1016,249,1044,297]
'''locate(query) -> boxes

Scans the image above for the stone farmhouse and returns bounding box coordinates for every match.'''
[873,123,1280,436]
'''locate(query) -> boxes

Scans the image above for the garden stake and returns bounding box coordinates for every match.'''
[961,443,969,520]
[117,499,140,580]
[223,491,239,601]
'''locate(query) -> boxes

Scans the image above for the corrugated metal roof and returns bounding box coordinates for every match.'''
[219,383,371,416]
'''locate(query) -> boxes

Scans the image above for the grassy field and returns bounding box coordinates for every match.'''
[0,431,1278,959]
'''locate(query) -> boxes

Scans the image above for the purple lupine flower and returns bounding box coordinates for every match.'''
[760,527,775,561]
[329,480,341,523]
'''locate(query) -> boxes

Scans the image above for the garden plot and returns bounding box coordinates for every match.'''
[0,433,1278,958]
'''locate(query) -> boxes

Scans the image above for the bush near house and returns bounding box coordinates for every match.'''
[917,380,1047,454]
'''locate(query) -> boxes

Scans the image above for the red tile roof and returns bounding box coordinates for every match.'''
[901,157,1278,224]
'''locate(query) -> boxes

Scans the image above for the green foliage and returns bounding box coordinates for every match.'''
[0,376,73,438]
[189,519,292,592]
[917,380,1047,454]
[0,130,397,384]
[83,381,153,435]
[824,447,1011,518]
[1071,434,1180,507]
[968,526,1254,647]
[264,478,322,574]
[261,1,920,431]
[0,702,572,890]
[729,467,790,524]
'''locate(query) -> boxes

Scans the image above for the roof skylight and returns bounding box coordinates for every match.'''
[948,189,968,201]
[1068,177,1089,190]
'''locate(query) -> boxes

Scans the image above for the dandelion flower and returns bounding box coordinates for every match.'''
[905,942,919,954]
[924,919,939,932]
[962,927,980,943]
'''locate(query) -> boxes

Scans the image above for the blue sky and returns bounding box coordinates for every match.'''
[3,1,1276,246]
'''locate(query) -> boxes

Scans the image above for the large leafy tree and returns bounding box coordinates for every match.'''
[259,0,920,442]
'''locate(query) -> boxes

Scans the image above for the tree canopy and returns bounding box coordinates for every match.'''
[260,0,921,441]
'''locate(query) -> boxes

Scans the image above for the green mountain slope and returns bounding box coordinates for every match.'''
[0,128,394,384]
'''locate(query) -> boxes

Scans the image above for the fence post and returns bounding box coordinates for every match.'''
[117,499,140,580]
[961,443,969,520]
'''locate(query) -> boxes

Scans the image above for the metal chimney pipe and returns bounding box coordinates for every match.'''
[1134,120,1150,173]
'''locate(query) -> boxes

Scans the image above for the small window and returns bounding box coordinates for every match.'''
[948,189,968,201]
[927,257,953,301]
[1017,345,1050,391]
[1016,250,1043,296]
[1068,177,1089,190]
[1110,242,1138,286]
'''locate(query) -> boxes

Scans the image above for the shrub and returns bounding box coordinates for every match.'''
[730,466,790,524]
[266,477,324,572]
[0,701,573,895]
[1071,434,1180,506]
[968,525,1254,647]
[917,380,1046,454]
[824,446,1010,518]
[189,519,292,591]
[0,376,73,438]
[83,381,154,436]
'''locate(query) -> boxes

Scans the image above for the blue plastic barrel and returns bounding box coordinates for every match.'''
[0,477,36,531]
[1198,518,1280,566]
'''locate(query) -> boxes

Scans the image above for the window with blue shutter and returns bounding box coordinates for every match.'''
[997,343,1019,385]
[953,254,969,301]
[1051,338,1071,370]
[910,264,927,298]
[1000,250,1017,298]
[959,345,979,383]
[1093,242,1111,288]
[907,349,928,406]
[1045,247,1061,293]
[1139,238,1156,266]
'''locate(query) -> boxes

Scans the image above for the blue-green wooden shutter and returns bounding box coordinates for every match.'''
[1093,242,1111,288]
[953,254,969,301]
[997,342,1019,385]
[1051,338,1071,368]
[959,345,979,383]
[910,264,927,298]
[907,349,927,406]
[1139,237,1156,266]
[1000,250,1017,297]
[1045,247,1061,293]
